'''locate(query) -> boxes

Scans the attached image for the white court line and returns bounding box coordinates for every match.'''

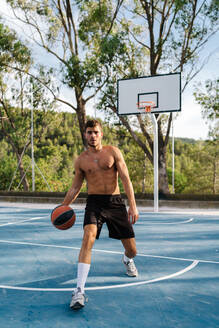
[0,217,46,227]
[74,216,194,225]
[75,218,194,225]
[0,239,218,265]
[137,252,219,265]
[0,239,79,250]
[86,260,199,290]
[137,218,194,225]
[0,216,194,228]
[0,260,199,292]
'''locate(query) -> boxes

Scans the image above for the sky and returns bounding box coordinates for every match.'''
[174,37,219,140]
[1,1,219,140]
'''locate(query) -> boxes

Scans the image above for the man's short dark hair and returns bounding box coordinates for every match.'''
[85,120,102,131]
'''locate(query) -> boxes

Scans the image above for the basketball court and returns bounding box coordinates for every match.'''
[0,72,218,328]
[0,202,218,328]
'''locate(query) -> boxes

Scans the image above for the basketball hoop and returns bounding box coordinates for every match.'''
[137,101,155,113]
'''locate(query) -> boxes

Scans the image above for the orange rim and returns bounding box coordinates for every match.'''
[137,101,155,112]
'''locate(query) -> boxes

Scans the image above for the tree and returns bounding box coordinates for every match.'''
[0,141,18,190]
[194,77,219,193]
[0,22,31,69]
[5,0,126,145]
[0,109,84,192]
[0,20,60,190]
[99,0,219,193]
[165,138,219,194]
[3,1,219,194]
[194,78,219,139]
[0,21,32,190]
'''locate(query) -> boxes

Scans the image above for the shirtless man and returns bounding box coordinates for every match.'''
[62,119,139,310]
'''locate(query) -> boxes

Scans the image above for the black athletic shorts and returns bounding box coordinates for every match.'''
[84,194,135,240]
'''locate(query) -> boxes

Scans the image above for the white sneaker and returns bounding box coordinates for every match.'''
[70,287,88,310]
[123,258,138,277]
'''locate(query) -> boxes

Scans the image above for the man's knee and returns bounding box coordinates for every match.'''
[82,225,97,250]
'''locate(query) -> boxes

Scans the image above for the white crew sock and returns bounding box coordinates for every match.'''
[76,262,90,294]
[123,253,133,263]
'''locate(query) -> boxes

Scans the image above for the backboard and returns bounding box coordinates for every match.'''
[117,72,181,115]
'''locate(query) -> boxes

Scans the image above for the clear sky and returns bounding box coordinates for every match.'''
[1,1,218,140]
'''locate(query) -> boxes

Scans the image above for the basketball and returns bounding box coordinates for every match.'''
[51,205,76,230]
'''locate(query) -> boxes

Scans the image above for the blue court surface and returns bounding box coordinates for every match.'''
[0,203,218,328]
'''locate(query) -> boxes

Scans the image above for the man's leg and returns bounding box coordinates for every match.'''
[70,224,97,310]
[121,238,138,277]
[121,237,137,259]
[79,224,97,264]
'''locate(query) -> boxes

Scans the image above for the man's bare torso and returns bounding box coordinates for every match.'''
[79,145,120,194]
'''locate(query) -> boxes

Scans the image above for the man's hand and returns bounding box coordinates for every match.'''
[128,206,139,224]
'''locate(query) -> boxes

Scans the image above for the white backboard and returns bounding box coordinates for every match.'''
[117,73,181,115]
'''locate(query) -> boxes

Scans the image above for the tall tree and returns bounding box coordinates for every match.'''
[194,78,219,193]
[0,21,60,190]
[194,78,219,139]
[99,0,219,193]
[0,21,31,190]
[4,0,219,193]
[5,0,125,145]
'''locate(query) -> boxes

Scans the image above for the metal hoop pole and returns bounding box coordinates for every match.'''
[172,113,175,193]
[150,113,159,212]
[31,102,35,192]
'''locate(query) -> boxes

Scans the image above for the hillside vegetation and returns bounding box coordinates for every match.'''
[0,110,218,194]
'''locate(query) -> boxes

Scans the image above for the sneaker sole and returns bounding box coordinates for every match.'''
[126,272,138,277]
[70,302,84,310]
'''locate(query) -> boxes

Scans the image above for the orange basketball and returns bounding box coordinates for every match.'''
[51,205,76,230]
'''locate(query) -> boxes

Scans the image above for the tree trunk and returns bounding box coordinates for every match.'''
[213,155,217,194]
[117,110,170,194]
[142,153,147,193]
[76,95,87,147]
[15,151,29,191]
[1,126,30,191]
[158,146,170,194]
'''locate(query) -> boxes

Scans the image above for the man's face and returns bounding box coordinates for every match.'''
[84,125,103,148]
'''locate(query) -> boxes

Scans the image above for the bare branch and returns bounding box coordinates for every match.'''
[119,114,153,163]
[129,30,150,50]
[2,63,77,112]
[11,6,69,66]
[105,0,125,37]
[84,79,108,104]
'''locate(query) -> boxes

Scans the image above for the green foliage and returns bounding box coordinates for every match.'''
[0,21,31,70]
[0,108,218,194]
[4,0,219,196]
[194,78,219,140]
[0,142,17,190]
[78,0,113,43]
[62,1,129,93]
[167,138,219,194]
[99,34,127,65]
[1,2,219,194]
[0,110,83,191]
[167,168,187,193]
[194,79,219,121]
[64,54,101,89]
[171,0,218,66]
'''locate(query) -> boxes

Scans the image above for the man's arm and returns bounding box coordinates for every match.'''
[62,157,85,206]
[113,147,139,224]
